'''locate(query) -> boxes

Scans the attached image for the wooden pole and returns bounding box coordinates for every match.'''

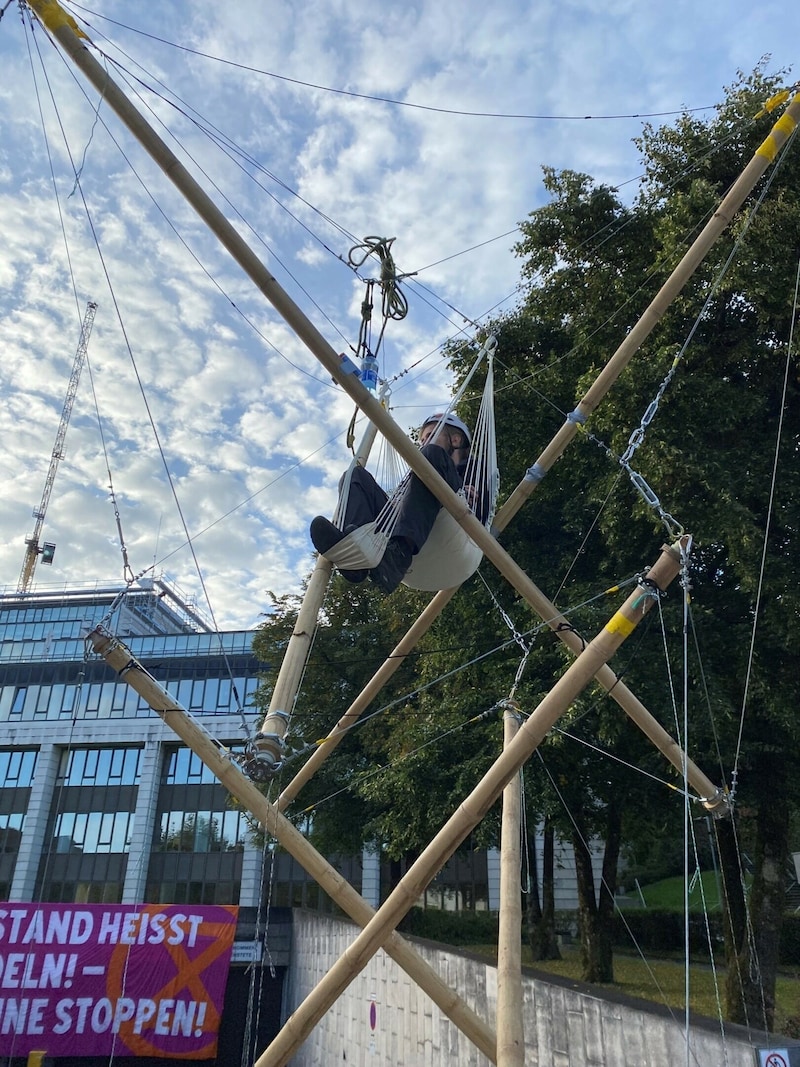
[85,626,498,1062]
[31,0,780,817]
[255,539,686,1066]
[255,421,381,775]
[496,703,525,1067]
[26,2,799,657]
[277,586,457,809]
[254,555,332,774]
[493,98,800,531]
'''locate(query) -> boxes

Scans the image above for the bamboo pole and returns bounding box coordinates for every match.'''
[494,99,800,531]
[85,626,498,1063]
[29,5,795,1057]
[254,421,381,775]
[497,704,525,1067]
[255,539,687,1066]
[254,555,332,774]
[277,586,457,809]
[32,0,785,816]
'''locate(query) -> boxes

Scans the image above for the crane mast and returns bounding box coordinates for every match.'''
[17,300,98,594]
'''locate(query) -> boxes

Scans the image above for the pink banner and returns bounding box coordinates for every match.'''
[0,903,238,1059]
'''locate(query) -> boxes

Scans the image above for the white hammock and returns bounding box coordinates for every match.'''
[322,336,499,591]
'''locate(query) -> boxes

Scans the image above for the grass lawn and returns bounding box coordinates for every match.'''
[467,941,800,1036]
[630,869,727,912]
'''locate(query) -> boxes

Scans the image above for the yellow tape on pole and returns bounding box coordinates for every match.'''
[756,110,798,162]
[27,0,88,39]
[605,611,636,638]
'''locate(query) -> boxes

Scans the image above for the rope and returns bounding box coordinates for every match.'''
[478,575,533,701]
[240,837,276,1067]
[83,44,345,386]
[348,236,410,322]
[292,701,503,818]
[278,572,644,771]
[534,751,691,1028]
[84,349,135,584]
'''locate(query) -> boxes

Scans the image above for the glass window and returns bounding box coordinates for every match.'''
[156,809,245,853]
[0,813,24,853]
[50,684,64,713]
[60,685,76,717]
[10,687,27,715]
[58,747,141,786]
[144,876,241,907]
[202,678,219,710]
[217,678,231,709]
[84,683,102,715]
[53,811,133,854]
[0,749,37,787]
[164,747,211,785]
[190,679,205,710]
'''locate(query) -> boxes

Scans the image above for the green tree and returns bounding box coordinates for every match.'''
[465,64,800,1015]
[254,65,799,1023]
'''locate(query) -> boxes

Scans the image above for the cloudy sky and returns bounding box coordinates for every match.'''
[0,0,795,631]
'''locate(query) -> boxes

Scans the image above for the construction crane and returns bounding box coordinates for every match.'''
[17,300,98,594]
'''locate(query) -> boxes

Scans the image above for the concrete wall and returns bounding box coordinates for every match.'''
[283,910,762,1067]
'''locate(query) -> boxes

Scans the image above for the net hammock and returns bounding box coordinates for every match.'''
[322,335,499,591]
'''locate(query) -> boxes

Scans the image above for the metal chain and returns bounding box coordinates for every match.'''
[480,577,533,700]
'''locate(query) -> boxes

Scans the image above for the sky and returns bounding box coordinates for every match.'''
[0,0,796,632]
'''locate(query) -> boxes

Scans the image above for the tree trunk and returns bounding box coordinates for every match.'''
[527,819,561,961]
[717,814,748,1021]
[572,809,616,983]
[723,749,789,1029]
[541,822,561,957]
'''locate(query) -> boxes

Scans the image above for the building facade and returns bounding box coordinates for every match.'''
[0,579,268,911]
[0,579,292,1065]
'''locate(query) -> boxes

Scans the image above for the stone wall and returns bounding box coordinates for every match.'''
[283,910,763,1067]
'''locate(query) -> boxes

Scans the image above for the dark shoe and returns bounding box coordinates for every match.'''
[310,516,343,554]
[310,516,367,583]
[369,537,412,594]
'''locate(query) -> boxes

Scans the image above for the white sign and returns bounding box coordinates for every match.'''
[759,1051,790,1067]
[230,941,263,964]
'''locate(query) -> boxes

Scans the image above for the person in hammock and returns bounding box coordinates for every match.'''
[310,412,475,594]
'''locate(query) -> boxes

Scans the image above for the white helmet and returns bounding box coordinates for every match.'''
[421,411,471,445]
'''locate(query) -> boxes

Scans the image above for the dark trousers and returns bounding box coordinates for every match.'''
[342,444,463,554]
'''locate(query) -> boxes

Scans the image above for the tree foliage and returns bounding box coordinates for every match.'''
[255,64,800,1023]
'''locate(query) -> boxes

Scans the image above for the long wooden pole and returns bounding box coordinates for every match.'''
[256,538,687,1066]
[493,99,800,531]
[277,586,457,809]
[85,626,498,1062]
[279,524,724,817]
[497,704,525,1067]
[32,1,793,818]
[255,421,381,775]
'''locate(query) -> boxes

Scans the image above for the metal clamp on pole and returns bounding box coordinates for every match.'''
[246,713,291,780]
